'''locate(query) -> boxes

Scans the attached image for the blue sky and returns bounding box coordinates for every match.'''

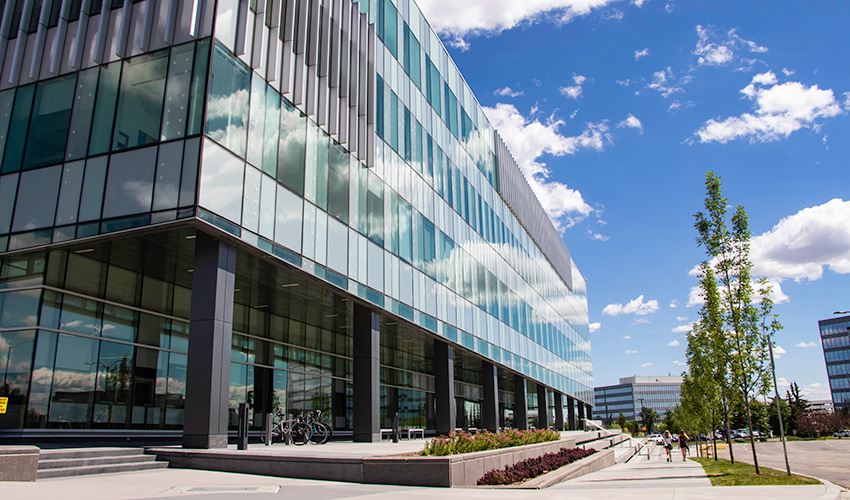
[416,0,850,400]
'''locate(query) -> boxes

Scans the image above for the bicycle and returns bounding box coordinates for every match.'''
[304,410,333,445]
[272,411,312,445]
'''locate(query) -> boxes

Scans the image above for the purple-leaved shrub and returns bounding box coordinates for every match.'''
[477,447,597,486]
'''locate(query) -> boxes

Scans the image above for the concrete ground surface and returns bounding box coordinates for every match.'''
[715,438,850,489]
[1,443,847,499]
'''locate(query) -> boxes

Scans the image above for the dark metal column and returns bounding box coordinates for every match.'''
[434,340,456,436]
[536,385,548,429]
[514,374,528,430]
[353,303,381,442]
[567,396,576,430]
[182,234,236,449]
[578,400,586,429]
[481,360,499,432]
[554,392,564,431]
[586,404,593,425]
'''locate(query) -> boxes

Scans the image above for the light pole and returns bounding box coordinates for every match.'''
[3,340,35,388]
[768,340,791,476]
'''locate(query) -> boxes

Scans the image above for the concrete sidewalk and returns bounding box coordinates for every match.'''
[0,441,845,499]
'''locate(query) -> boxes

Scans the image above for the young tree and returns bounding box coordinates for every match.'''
[616,412,629,432]
[640,406,659,434]
[786,382,809,434]
[692,172,775,473]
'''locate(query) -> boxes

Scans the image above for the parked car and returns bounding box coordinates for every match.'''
[834,429,850,438]
[647,433,663,444]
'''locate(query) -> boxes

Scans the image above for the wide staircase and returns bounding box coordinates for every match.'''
[37,447,168,479]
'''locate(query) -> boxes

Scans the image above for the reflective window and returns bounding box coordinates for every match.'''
[113,51,168,151]
[206,43,250,158]
[199,140,244,224]
[64,68,99,162]
[102,147,157,218]
[274,184,302,253]
[366,171,384,247]
[242,165,261,232]
[1,85,35,174]
[161,44,195,141]
[22,76,75,170]
[55,161,85,226]
[78,157,108,222]
[326,217,348,275]
[327,142,349,223]
[0,90,14,167]
[0,173,18,234]
[89,62,122,157]
[246,74,266,169]
[12,165,61,232]
[48,334,98,427]
[188,40,211,137]
[278,99,306,196]
[152,142,183,212]
[262,87,280,178]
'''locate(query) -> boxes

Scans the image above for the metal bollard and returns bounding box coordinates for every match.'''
[237,402,249,450]
[392,411,400,443]
[264,413,273,446]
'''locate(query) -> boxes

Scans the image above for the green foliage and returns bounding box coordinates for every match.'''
[640,406,659,434]
[786,382,809,434]
[616,412,629,432]
[419,429,560,456]
[687,172,782,472]
[692,458,820,486]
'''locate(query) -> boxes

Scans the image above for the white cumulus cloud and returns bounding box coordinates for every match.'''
[751,199,850,281]
[795,341,817,348]
[641,362,654,367]
[693,25,767,68]
[617,114,643,133]
[560,85,583,99]
[494,86,524,98]
[484,103,608,230]
[668,339,681,347]
[695,76,843,144]
[635,47,650,60]
[414,0,621,40]
[671,323,693,334]
[673,360,687,366]
[625,349,638,354]
[623,335,632,339]
[589,322,602,332]
[603,295,659,316]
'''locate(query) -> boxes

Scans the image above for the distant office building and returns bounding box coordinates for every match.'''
[0,0,593,446]
[593,376,683,424]
[818,316,850,413]
[807,400,835,414]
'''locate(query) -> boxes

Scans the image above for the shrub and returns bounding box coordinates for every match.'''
[477,447,597,486]
[419,428,560,456]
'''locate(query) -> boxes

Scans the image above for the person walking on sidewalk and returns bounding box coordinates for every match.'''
[678,431,690,462]
[662,430,673,462]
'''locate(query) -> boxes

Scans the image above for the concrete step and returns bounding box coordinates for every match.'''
[38,454,159,470]
[38,447,145,460]
[37,461,168,479]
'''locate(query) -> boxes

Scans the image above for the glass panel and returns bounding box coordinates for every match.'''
[316,130,329,211]
[89,62,122,157]
[113,51,168,151]
[161,43,195,141]
[199,139,244,223]
[0,173,18,234]
[0,90,15,167]
[366,171,383,247]
[277,99,306,195]
[48,334,98,427]
[383,0,397,58]
[78,156,108,222]
[398,196,411,262]
[179,137,200,207]
[242,165,261,232]
[246,73,266,168]
[274,183,302,252]
[165,352,187,426]
[303,121,318,204]
[205,43,250,158]
[326,217,347,275]
[93,340,133,427]
[0,289,41,328]
[65,66,99,161]
[102,147,157,218]
[188,40,211,137]
[262,87,279,178]
[131,346,165,427]
[55,161,85,226]
[1,85,35,174]
[23,75,76,170]
[152,141,183,211]
[327,142,348,223]
[259,174,275,239]
[12,165,61,232]
[59,293,102,335]
[26,330,57,428]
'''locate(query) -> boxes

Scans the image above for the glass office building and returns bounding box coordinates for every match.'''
[593,376,682,424]
[0,0,592,446]
[818,316,850,413]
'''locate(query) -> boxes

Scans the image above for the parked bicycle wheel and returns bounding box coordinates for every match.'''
[309,422,330,444]
[290,422,312,445]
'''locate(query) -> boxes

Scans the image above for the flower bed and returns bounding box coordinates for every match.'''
[419,429,560,456]
[477,447,597,485]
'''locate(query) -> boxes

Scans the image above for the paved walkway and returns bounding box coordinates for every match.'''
[0,439,845,499]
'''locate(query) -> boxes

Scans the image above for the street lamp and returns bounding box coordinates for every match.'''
[3,340,35,388]
[768,340,791,477]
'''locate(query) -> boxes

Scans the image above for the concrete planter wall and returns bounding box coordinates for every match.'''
[0,446,40,481]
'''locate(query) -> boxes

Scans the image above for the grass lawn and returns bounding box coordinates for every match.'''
[691,457,821,486]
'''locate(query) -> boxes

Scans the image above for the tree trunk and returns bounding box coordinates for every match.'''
[725,414,735,464]
[745,399,760,474]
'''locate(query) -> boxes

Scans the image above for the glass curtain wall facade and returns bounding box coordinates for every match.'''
[818,316,850,412]
[0,0,591,441]
[593,376,682,424]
